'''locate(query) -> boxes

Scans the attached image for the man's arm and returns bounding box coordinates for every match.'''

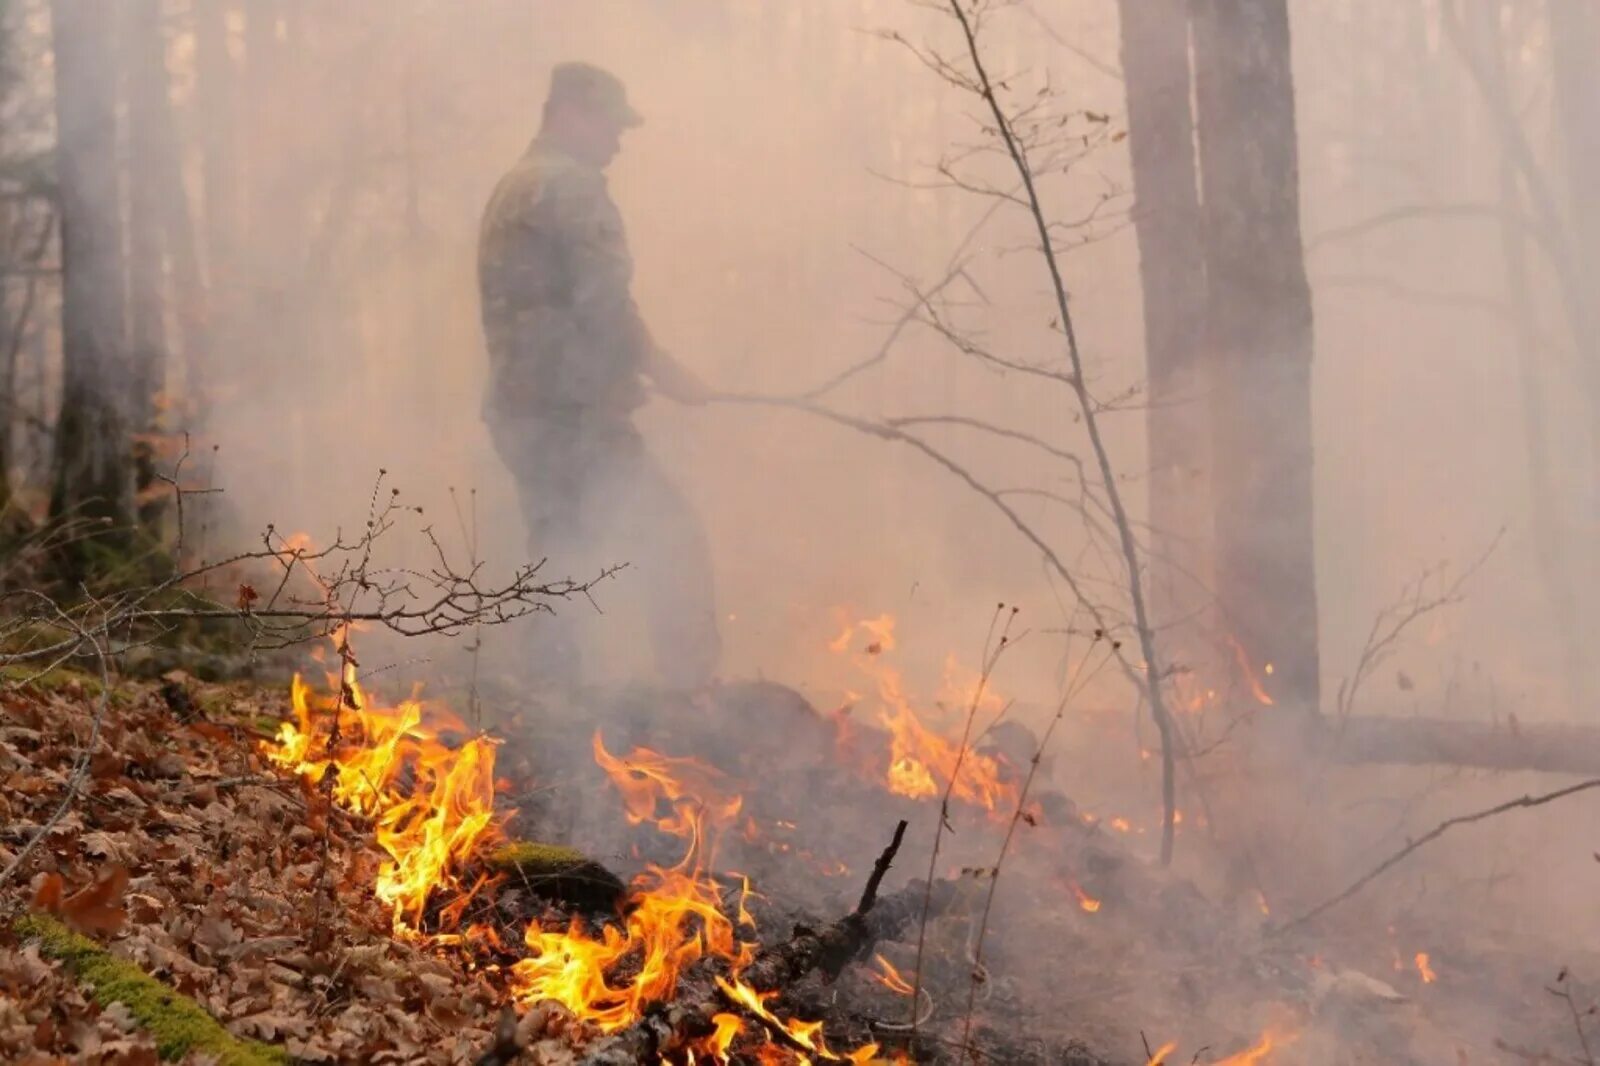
[643,345,714,405]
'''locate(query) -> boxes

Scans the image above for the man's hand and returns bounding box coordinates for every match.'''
[646,347,716,406]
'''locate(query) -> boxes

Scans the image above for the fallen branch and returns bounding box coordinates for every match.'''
[857,819,909,915]
[1273,777,1600,934]
[575,871,962,1065]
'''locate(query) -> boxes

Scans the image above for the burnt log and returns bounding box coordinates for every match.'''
[1326,714,1600,776]
[575,875,963,1065]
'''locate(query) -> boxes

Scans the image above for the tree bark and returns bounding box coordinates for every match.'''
[1116,0,1212,659]
[48,0,133,536]
[1190,0,1320,716]
[123,0,169,527]
[193,0,238,429]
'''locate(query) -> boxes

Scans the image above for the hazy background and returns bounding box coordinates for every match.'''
[5,2,1598,1052]
[149,1,1563,727]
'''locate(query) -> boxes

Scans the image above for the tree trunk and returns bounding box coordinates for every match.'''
[1548,0,1600,672]
[1190,0,1320,716]
[1476,2,1588,718]
[1549,1,1600,293]
[123,0,170,528]
[1115,0,1212,662]
[48,0,133,537]
[194,0,238,429]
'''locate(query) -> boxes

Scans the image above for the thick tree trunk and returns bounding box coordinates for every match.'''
[1191,0,1320,715]
[123,0,169,527]
[194,0,238,428]
[48,0,133,535]
[1115,0,1212,660]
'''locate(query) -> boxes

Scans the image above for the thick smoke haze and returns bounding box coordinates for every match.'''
[177,3,1573,714]
[9,3,1600,1055]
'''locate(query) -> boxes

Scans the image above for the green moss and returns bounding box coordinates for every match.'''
[488,841,590,871]
[15,913,289,1065]
[0,663,104,697]
[487,841,627,910]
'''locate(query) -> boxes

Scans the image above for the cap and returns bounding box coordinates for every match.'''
[547,61,643,129]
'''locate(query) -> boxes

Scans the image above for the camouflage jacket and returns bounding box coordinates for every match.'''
[477,139,651,420]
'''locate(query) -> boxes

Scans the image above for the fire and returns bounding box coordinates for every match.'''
[826,613,1019,812]
[829,612,897,655]
[1214,1028,1297,1065]
[869,953,915,995]
[263,624,903,1061]
[512,734,880,1063]
[1145,1043,1177,1066]
[715,977,881,1063]
[265,660,505,934]
[1068,880,1101,914]
[886,754,937,799]
[1227,635,1276,706]
[591,732,743,843]
[514,859,750,1032]
[1415,951,1437,984]
[511,735,754,1031]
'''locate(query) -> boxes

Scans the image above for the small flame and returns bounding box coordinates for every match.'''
[1145,1043,1177,1066]
[1068,880,1101,913]
[1227,636,1276,706]
[1415,951,1437,984]
[1214,1028,1297,1065]
[870,953,915,995]
[265,664,505,935]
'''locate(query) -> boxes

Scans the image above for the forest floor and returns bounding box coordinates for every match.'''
[6,658,1597,1066]
[0,667,509,1065]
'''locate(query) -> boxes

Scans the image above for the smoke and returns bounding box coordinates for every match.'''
[28,0,1600,1058]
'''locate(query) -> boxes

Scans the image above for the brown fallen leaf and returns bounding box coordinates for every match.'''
[31,871,64,913]
[59,864,130,937]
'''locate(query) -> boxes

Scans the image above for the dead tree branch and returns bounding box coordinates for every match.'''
[1273,778,1600,934]
[937,0,1181,866]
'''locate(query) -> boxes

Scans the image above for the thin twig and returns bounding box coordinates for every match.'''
[1273,778,1600,934]
[908,605,1015,1040]
[1547,973,1597,1066]
[958,628,1111,1056]
[0,601,111,890]
[940,0,1180,865]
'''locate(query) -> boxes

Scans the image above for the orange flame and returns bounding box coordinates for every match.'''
[1213,1028,1297,1065]
[265,669,505,934]
[1145,1043,1177,1066]
[1227,636,1276,707]
[1415,952,1437,984]
[269,635,885,1061]
[513,860,750,1032]
[1068,880,1101,914]
[870,953,915,995]
[827,613,1018,813]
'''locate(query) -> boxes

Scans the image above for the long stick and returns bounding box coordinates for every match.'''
[943,0,1180,866]
[1273,777,1600,934]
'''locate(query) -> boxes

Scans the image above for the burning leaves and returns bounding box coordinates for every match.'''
[827,613,1020,813]
[0,668,508,1062]
[264,670,506,935]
